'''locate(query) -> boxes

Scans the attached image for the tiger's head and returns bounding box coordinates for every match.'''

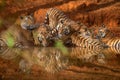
[37,24,54,47]
[56,20,71,39]
[96,24,109,39]
[20,14,39,30]
[78,25,93,38]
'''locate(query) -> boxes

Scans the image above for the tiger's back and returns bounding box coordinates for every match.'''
[46,8,71,29]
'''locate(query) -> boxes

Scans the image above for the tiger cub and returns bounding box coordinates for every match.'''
[44,8,81,38]
[96,24,120,48]
[36,24,55,46]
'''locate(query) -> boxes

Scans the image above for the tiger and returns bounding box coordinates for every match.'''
[70,31,107,49]
[36,22,74,47]
[0,17,34,48]
[95,24,120,48]
[44,8,81,38]
[19,8,80,47]
[20,13,57,47]
[20,13,39,30]
[36,23,55,47]
[95,24,114,40]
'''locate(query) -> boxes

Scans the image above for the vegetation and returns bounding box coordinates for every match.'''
[6,32,15,48]
[55,40,68,55]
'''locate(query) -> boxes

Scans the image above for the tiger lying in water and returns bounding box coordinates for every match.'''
[20,14,55,46]
[20,8,108,48]
[95,24,120,49]
[20,14,74,47]
[20,8,81,47]
[20,14,105,49]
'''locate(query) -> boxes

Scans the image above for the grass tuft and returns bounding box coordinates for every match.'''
[55,40,68,55]
[6,32,15,48]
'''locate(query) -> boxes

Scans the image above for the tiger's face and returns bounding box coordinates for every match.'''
[78,26,93,38]
[20,14,39,30]
[37,24,53,47]
[56,21,71,39]
[97,25,109,38]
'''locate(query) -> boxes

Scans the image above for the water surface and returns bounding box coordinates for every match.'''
[0,47,120,80]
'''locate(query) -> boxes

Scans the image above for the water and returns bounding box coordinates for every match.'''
[0,47,120,80]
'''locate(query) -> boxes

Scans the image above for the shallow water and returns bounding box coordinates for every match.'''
[0,47,120,80]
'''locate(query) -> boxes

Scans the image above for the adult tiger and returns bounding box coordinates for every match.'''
[0,17,34,48]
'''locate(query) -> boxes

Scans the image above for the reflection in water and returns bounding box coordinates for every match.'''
[0,47,20,60]
[103,47,120,55]
[69,48,106,64]
[19,59,33,73]
[0,46,120,73]
[32,48,69,73]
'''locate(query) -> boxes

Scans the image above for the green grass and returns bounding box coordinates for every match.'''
[6,32,15,48]
[55,40,68,55]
